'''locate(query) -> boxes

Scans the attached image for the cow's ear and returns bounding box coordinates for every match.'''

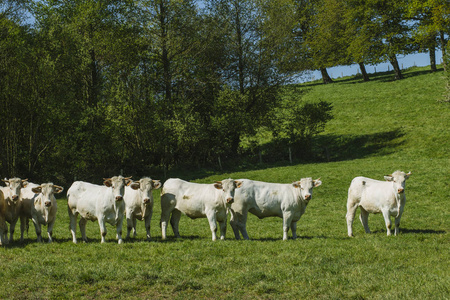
[32,186,42,194]
[2,179,10,186]
[53,185,64,194]
[313,178,322,187]
[384,175,393,181]
[292,181,301,188]
[235,180,243,188]
[21,179,28,188]
[153,180,162,189]
[214,181,223,190]
[103,179,112,187]
[124,176,133,186]
[130,182,140,190]
[405,172,412,179]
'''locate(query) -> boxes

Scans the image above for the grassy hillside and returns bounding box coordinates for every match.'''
[0,66,448,299]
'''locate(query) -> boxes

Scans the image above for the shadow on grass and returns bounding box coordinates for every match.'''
[314,128,405,162]
[401,228,447,235]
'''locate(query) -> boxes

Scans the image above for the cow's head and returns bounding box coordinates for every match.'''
[214,179,243,205]
[130,177,161,205]
[104,176,132,201]
[384,171,411,194]
[32,183,64,208]
[292,177,322,202]
[2,178,28,202]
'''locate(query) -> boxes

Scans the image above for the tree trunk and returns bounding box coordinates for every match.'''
[358,62,370,81]
[389,55,403,80]
[440,31,447,72]
[320,67,333,84]
[234,3,245,94]
[429,45,437,72]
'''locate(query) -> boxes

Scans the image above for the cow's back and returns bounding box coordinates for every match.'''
[235,179,289,218]
[162,178,215,218]
[67,181,105,218]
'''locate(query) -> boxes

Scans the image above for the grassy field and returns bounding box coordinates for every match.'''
[1,66,449,299]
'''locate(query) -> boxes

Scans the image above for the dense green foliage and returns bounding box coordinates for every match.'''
[0,66,448,299]
[1,0,449,184]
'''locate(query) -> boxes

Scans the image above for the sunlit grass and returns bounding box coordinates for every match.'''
[0,66,448,298]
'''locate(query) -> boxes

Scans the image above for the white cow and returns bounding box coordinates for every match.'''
[1,178,29,243]
[346,170,412,237]
[124,177,161,240]
[229,178,322,241]
[19,182,40,241]
[0,190,7,245]
[160,178,242,241]
[67,176,132,244]
[26,183,64,243]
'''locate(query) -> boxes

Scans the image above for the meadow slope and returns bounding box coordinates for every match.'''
[0,66,448,299]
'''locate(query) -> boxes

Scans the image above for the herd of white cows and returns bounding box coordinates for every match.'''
[0,170,411,245]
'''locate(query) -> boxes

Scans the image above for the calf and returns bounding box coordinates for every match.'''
[1,178,28,243]
[230,178,322,240]
[124,177,161,240]
[346,170,411,237]
[160,178,242,241]
[67,176,132,244]
[28,183,64,242]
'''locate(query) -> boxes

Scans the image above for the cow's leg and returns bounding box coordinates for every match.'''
[218,220,227,240]
[125,212,133,240]
[31,217,42,243]
[170,209,182,238]
[20,215,28,242]
[346,201,358,237]
[230,209,250,240]
[0,218,6,245]
[98,217,107,243]
[132,217,137,238]
[116,215,124,244]
[206,210,218,241]
[160,212,169,240]
[161,193,176,240]
[145,213,152,241]
[68,207,78,243]
[229,209,241,240]
[282,211,294,241]
[290,221,298,240]
[394,212,403,236]
[382,210,392,236]
[79,217,88,243]
[2,223,8,245]
[47,220,55,243]
[9,219,18,243]
[239,211,250,240]
[359,207,371,233]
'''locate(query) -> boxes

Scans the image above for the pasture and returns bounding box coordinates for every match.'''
[0,66,448,299]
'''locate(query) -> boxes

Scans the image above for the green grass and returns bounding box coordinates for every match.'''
[1,66,449,299]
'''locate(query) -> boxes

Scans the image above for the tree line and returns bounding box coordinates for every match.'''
[0,0,448,185]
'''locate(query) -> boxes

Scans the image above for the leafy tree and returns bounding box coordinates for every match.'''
[407,0,450,72]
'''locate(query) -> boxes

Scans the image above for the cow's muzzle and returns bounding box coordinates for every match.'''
[45,201,52,207]
[397,188,404,194]
[115,196,123,201]
[12,195,19,201]
[143,198,150,204]
[226,198,234,204]
[304,194,311,201]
